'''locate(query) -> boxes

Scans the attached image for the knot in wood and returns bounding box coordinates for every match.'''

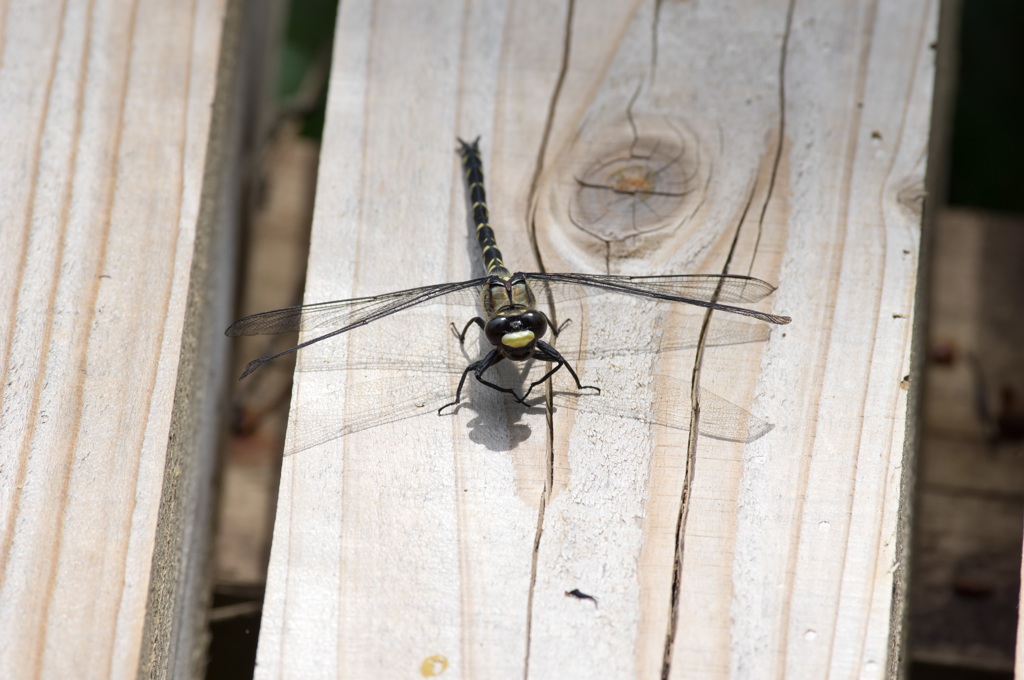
[569,129,701,242]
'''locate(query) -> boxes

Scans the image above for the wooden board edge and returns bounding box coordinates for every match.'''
[137,0,253,675]
[890,0,960,676]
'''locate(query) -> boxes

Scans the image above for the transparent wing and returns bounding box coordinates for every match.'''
[284,315,776,456]
[226,271,789,379]
[225,277,487,378]
[286,367,772,457]
[524,272,792,325]
[226,278,488,335]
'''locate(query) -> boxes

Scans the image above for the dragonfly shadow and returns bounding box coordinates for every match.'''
[284,376,552,456]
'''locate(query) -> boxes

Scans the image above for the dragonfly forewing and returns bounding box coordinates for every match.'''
[526,273,791,325]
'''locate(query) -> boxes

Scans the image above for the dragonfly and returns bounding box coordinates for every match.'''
[226,138,791,420]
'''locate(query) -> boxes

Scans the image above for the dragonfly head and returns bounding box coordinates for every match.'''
[485,310,548,360]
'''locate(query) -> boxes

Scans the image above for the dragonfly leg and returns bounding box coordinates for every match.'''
[438,357,482,414]
[539,312,573,338]
[522,340,600,402]
[469,350,539,403]
[450,317,486,345]
[438,350,493,413]
[438,348,523,413]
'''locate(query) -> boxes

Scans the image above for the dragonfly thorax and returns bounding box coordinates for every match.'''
[485,310,548,360]
[479,273,537,317]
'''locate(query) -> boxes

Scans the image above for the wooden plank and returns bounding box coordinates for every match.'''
[253,0,936,677]
[0,0,247,677]
[911,209,1024,674]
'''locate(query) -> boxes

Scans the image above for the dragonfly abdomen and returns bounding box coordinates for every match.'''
[458,138,509,278]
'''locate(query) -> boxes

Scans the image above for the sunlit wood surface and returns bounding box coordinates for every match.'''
[0,1,235,677]
[255,1,937,678]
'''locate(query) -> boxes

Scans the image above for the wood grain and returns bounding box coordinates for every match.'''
[0,0,238,677]
[255,1,937,678]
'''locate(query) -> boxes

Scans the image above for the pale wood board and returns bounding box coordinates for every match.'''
[255,0,937,678]
[0,0,237,677]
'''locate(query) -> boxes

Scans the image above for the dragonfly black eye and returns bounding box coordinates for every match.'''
[484,316,514,346]
[519,310,548,338]
[484,311,547,351]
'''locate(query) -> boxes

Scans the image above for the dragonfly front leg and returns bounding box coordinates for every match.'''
[539,311,572,337]
[439,349,494,414]
[521,340,600,402]
[450,317,485,345]
[439,348,526,414]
